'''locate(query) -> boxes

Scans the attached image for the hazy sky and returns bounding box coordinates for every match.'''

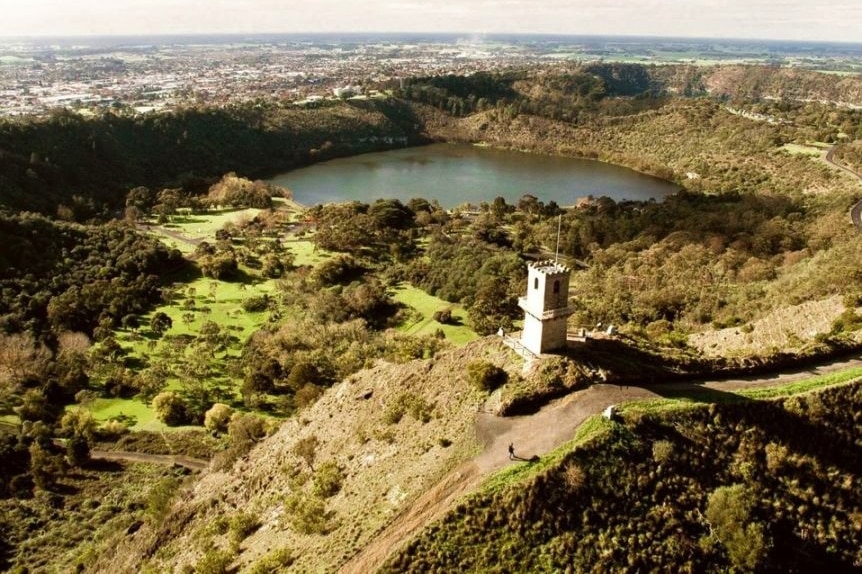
[1,0,861,42]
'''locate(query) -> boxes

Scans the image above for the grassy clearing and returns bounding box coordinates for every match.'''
[392,283,478,346]
[620,366,862,416]
[77,399,165,431]
[155,207,265,241]
[284,238,330,267]
[87,276,280,428]
[781,143,823,156]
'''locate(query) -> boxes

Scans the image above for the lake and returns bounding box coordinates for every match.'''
[268,143,677,207]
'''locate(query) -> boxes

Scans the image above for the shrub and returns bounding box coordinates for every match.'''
[312,461,344,498]
[705,484,770,571]
[652,440,674,464]
[145,477,180,523]
[195,548,234,574]
[229,512,261,546]
[242,295,270,313]
[203,403,234,434]
[293,435,319,472]
[467,360,508,392]
[283,493,331,535]
[152,391,190,426]
[383,393,433,424]
[432,308,453,324]
[249,548,295,574]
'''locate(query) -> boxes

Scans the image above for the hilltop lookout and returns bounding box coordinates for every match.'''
[518,260,575,355]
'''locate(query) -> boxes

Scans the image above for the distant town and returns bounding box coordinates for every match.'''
[1,33,860,117]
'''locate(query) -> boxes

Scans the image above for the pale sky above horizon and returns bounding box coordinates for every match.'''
[0,0,860,43]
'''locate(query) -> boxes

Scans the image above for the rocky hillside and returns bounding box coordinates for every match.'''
[92,339,520,573]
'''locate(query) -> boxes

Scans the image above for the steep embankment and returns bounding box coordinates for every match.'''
[383,376,862,573]
[93,339,519,573]
[97,333,862,573]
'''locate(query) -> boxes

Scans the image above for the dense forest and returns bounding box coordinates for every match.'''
[0,98,424,217]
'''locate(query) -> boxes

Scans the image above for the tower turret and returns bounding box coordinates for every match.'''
[518,260,573,355]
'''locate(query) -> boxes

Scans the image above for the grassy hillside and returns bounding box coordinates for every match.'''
[384,376,862,573]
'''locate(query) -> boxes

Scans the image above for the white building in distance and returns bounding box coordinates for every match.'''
[518,260,574,355]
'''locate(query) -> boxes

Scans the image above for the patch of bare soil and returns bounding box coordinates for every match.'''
[689,296,845,357]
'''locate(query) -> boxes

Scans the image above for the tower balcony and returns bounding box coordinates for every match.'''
[518,297,574,320]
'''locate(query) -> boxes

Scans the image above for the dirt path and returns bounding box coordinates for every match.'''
[340,352,862,573]
[90,449,209,471]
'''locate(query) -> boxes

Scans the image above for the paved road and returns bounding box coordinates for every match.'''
[824,146,862,230]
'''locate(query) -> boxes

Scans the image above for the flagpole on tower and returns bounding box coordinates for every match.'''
[554,214,562,264]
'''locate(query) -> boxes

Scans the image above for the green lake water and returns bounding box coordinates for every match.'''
[269,143,677,207]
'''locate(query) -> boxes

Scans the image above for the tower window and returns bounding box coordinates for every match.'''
[534,278,539,289]
[553,280,560,294]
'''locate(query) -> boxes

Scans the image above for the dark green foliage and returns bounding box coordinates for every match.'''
[149,312,173,336]
[241,295,270,313]
[432,308,452,324]
[0,100,423,216]
[309,199,416,260]
[384,382,862,573]
[466,360,508,392]
[408,234,525,333]
[312,254,366,286]
[0,212,183,338]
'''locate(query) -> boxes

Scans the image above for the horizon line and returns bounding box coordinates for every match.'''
[0,31,861,47]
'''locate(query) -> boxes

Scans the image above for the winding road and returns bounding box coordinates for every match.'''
[823,146,862,230]
[340,352,862,573]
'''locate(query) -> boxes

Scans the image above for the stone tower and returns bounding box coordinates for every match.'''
[518,260,574,355]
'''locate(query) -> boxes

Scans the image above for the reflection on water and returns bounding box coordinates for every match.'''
[269,143,678,207]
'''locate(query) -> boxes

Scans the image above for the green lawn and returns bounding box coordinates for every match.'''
[82,398,163,431]
[780,143,823,156]
[284,238,331,267]
[154,207,266,242]
[392,284,478,346]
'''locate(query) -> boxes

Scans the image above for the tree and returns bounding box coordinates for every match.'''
[152,391,189,426]
[149,312,173,336]
[293,435,319,472]
[705,484,770,571]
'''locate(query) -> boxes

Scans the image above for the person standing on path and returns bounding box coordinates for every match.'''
[508,443,515,460]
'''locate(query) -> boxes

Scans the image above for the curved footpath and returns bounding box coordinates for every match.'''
[340,352,862,573]
[823,146,862,230]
